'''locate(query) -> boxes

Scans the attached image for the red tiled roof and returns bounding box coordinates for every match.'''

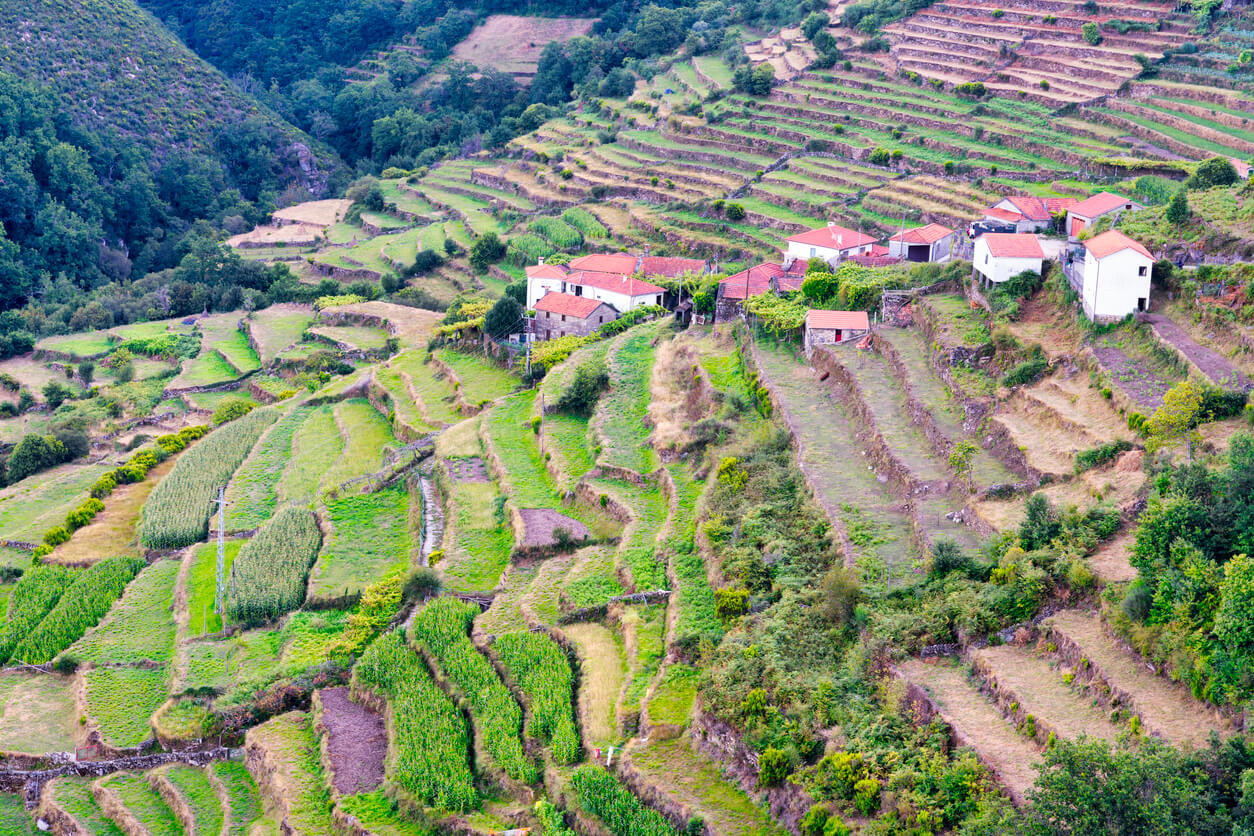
[568,270,665,297]
[534,292,606,318]
[888,223,953,245]
[1232,158,1252,179]
[868,244,892,256]
[1084,230,1153,261]
[982,233,1045,259]
[776,274,805,292]
[526,263,568,280]
[848,254,901,267]
[720,263,789,300]
[568,253,638,273]
[640,256,707,277]
[806,309,870,330]
[786,224,877,250]
[983,207,1023,223]
[1070,192,1139,219]
[997,196,1077,222]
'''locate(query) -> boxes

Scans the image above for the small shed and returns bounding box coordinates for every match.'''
[973,233,1045,288]
[886,223,956,263]
[1065,192,1143,240]
[804,309,870,356]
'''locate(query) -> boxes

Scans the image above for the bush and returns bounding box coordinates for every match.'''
[470,232,507,272]
[759,747,791,786]
[799,804,829,836]
[554,358,609,416]
[725,203,746,221]
[65,498,105,531]
[42,526,70,547]
[1002,357,1049,388]
[1081,22,1102,43]
[853,778,881,815]
[212,397,256,425]
[1075,439,1133,472]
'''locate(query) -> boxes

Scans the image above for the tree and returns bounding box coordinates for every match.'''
[1166,188,1190,226]
[42,380,72,410]
[484,296,523,340]
[1187,157,1239,191]
[469,232,506,272]
[554,358,609,415]
[801,11,831,40]
[802,272,837,302]
[949,440,978,486]
[725,203,746,221]
[1147,379,1204,455]
[1019,493,1060,551]
[76,361,94,388]
[1216,554,1254,652]
[5,434,68,484]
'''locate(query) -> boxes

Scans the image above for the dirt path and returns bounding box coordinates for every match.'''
[317,687,386,795]
[1142,313,1252,390]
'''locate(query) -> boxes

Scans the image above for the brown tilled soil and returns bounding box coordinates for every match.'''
[518,509,590,548]
[1090,345,1173,410]
[448,456,490,482]
[1142,313,1252,390]
[319,687,386,795]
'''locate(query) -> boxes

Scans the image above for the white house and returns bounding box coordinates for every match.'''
[566,270,665,311]
[785,222,877,264]
[973,233,1045,287]
[525,262,569,307]
[1078,230,1153,322]
[886,223,956,263]
[1065,192,1143,240]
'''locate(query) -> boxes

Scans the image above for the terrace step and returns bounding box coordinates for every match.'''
[95,772,183,836]
[899,657,1040,804]
[1045,609,1234,749]
[151,764,225,836]
[970,644,1124,744]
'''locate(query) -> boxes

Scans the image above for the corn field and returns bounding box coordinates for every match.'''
[411,598,538,784]
[226,507,321,627]
[561,208,608,239]
[530,216,582,249]
[13,555,146,664]
[352,630,477,811]
[494,631,581,764]
[0,565,78,663]
[138,408,277,549]
[571,765,681,836]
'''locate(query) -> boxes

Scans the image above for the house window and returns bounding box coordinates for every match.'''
[574,286,582,296]
[561,314,566,322]
[599,316,603,323]
[809,247,816,257]
[1138,266,1148,276]
[655,295,661,305]
[984,254,989,264]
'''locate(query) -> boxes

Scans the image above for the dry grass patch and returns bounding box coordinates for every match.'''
[49,456,177,566]
[273,199,353,226]
[0,670,79,754]
[451,15,596,76]
[561,621,626,749]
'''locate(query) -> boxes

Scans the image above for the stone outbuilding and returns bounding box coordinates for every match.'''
[532,292,619,340]
[803,309,870,356]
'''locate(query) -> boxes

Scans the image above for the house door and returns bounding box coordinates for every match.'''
[834,330,842,343]
[1138,297,1147,312]
[1070,217,1085,237]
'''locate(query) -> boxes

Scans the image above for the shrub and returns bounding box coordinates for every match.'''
[65,498,106,531]
[868,147,891,166]
[1002,357,1049,388]
[853,778,881,814]
[759,747,791,786]
[554,358,609,415]
[799,804,829,836]
[725,203,746,221]
[90,472,118,500]
[43,526,70,547]
[1074,439,1133,472]
[212,397,255,426]
[226,507,322,626]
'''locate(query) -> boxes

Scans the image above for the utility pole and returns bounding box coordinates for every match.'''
[210,487,229,616]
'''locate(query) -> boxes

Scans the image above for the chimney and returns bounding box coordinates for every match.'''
[538,257,545,265]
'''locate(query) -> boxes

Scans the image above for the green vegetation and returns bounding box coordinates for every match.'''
[437,350,517,404]
[187,540,242,636]
[68,558,179,664]
[598,324,662,474]
[247,712,334,833]
[312,485,411,599]
[49,778,125,836]
[225,406,311,530]
[211,761,263,836]
[277,405,343,503]
[0,564,76,662]
[85,667,167,747]
[353,630,477,811]
[571,765,680,836]
[139,408,277,548]
[12,555,145,663]
[227,507,321,625]
[494,631,580,763]
[411,598,536,783]
[161,765,224,836]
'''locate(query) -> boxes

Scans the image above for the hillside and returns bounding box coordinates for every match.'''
[0,0,339,192]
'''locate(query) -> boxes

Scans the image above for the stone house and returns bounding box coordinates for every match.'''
[803,309,870,356]
[886,223,956,263]
[532,292,619,340]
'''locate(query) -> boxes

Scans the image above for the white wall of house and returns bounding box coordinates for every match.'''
[577,286,663,311]
[527,277,565,308]
[973,239,1043,285]
[1081,248,1152,321]
[785,240,873,264]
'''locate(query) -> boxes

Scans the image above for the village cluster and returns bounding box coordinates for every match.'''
[524,190,1156,345]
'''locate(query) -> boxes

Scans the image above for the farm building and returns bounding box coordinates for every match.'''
[715,261,806,321]
[532,292,619,340]
[1065,192,1143,239]
[525,262,668,311]
[973,233,1045,287]
[886,223,956,262]
[804,309,870,356]
[985,196,1078,233]
[1070,230,1154,323]
[785,222,877,264]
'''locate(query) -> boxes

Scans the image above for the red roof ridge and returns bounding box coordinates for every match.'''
[1084,229,1153,261]
[534,292,606,318]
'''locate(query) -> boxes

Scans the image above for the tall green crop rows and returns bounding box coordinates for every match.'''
[0,565,78,662]
[139,409,277,548]
[226,507,321,626]
[13,555,146,663]
[352,630,477,811]
[494,631,581,764]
